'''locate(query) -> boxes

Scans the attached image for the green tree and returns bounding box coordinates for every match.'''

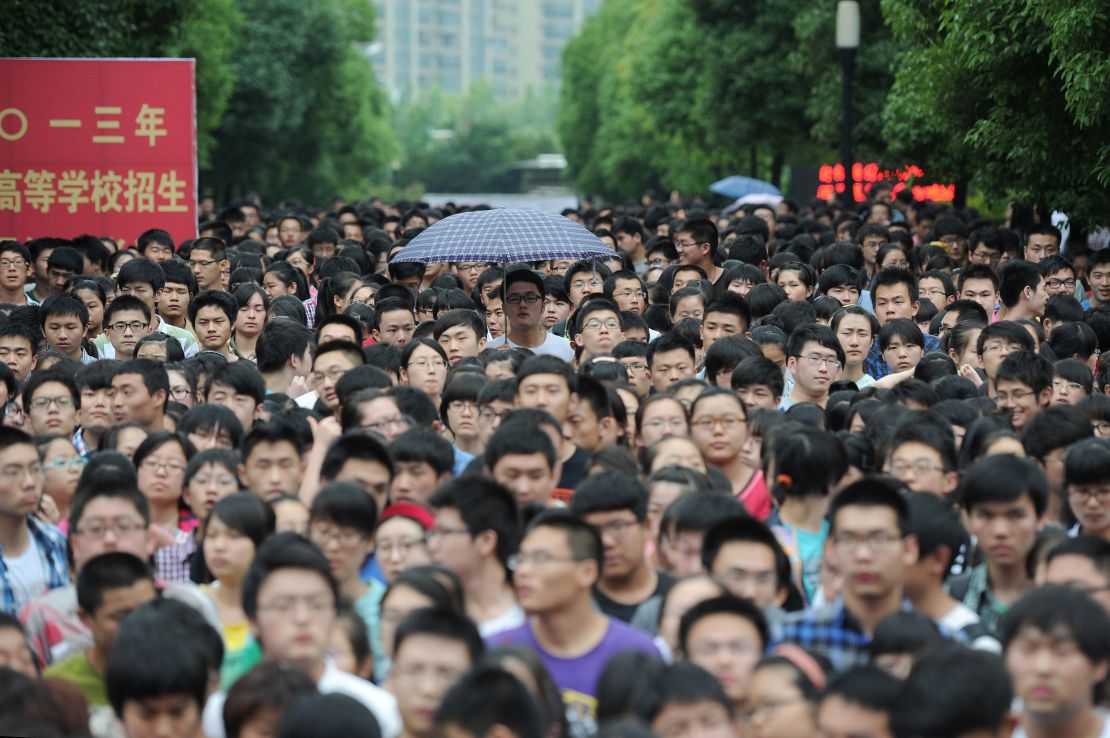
[204,0,395,203]
[881,0,1110,226]
[0,0,241,168]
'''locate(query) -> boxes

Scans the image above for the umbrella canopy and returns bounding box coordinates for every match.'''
[389,207,614,265]
[723,192,784,214]
[709,175,782,200]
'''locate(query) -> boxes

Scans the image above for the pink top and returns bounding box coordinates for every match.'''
[738,469,772,521]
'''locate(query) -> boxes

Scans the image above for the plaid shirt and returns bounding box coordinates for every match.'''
[865,333,942,379]
[948,563,1008,636]
[154,514,198,584]
[772,599,912,673]
[303,295,317,330]
[0,517,69,616]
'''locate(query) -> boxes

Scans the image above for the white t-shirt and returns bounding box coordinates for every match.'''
[1012,712,1110,738]
[204,658,400,738]
[487,333,574,362]
[5,540,46,612]
[478,603,525,638]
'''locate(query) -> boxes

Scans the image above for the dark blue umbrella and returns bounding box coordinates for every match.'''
[709,176,782,200]
[389,208,614,265]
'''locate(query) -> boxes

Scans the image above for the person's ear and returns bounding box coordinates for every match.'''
[238,463,249,489]
[902,533,919,567]
[477,336,487,352]
[774,585,789,608]
[474,529,497,558]
[1039,387,1052,406]
[77,608,92,630]
[942,470,960,497]
[573,333,585,348]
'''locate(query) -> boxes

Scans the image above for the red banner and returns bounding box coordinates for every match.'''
[816,162,956,204]
[0,58,197,246]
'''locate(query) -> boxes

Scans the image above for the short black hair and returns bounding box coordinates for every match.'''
[821,664,901,715]
[187,289,238,325]
[995,350,1052,394]
[701,515,790,590]
[389,427,454,475]
[435,666,543,738]
[730,355,785,397]
[999,584,1110,664]
[998,260,1043,308]
[393,606,485,665]
[178,404,244,448]
[525,510,603,575]
[1022,404,1092,460]
[223,661,317,738]
[39,293,89,327]
[310,480,378,536]
[869,267,918,303]
[320,430,394,483]
[904,493,966,579]
[486,421,556,471]
[647,333,696,366]
[22,369,80,414]
[76,552,155,616]
[570,472,647,521]
[207,361,267,404]
[958,453,1048,517]
[678,594,768,656]
[828,476,910,536]
[428,477,520,572]
[114,359,170,409]
[117,257,166,292]
[256,319,313,374]
[242,532,338,620]
[637,661,733,724]
[1065,437,1110,488]
[891,647,1013,738]
[104,294,152,326]
[242,421,305,462]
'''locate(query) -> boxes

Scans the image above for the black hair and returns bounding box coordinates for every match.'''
[242,532,338,620]
[997,260,1043,308]
[76,552,155,616]
[435,665,543,738]
[525,510,604,575]
[768,427,848,500]
[891,647,1013,738]
[187,289,239,325]
[995,350,1053,394]
[570,472,647,521]
[701,515,790,590]
[486,421,557,471]
[976,320,1036,356]
[821,665,901,715]
[39,293,89,328]
[178,404,244,448]
[868,611,943,660]
[729,355,785,398]
[828,476,910,535]
[21,369,80,414]
[389,427,454,475]
[223,661,318,738]
[663,492,747,538]
[637,661,733,724]
[595,651,669,724]
[276,693,381,738]
[206,493,276,550]
[207,361,267,404]
[887,410,957,471]
[1022,404,1092,460]
[309,481,378,539]
[1048,321,1099,363]
[106,599,219,717]
[256,318,314,374]
[678,594,768,656]
[1065,437,1110,488]
[428,477,520,571]
[869,267,918,303]
[393,606,485,665]
[786,323,845,365]
[999,584,1110,664]
[958,453,1048,516]
[320,430,394,486]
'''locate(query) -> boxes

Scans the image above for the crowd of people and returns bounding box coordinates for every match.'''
[0,187,1108,738]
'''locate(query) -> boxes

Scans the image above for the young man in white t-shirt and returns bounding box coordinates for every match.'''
[487,269,573,362]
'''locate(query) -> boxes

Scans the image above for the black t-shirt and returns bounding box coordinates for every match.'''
[594,572,675,623]
[559,445,592,489]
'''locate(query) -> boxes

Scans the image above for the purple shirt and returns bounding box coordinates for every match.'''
[488,617,661,736]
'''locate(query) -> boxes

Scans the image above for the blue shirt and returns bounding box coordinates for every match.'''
[865,333,942,379]
[0,517,69,615]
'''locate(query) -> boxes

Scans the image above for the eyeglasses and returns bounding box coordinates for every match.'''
[427,526,471,542]
[507,552,580,570]
[109,321,148,334]
[478,407,512,422]
[674,240,703,251]
[29,396,74,410]
[169,386,194,400]
[690,415,746,431]
[0,259,26,269]
[831,532,903,553]
[189,259,218,269]
[583,319,620,331]
[46,456,86,472]
[592,519,639,538]
[256,595,334,615]
[377,538,427,557]
[3,403,23,418]
[795,354,842,369]
[447,400,478,414]
[309,368,347,387]
[623,362,649,375]
[1045,278,1076,290]
[505,294,542,305]
[392,663,466,688]
[309,524,366,548]
[888,459,945,476]
[140,459,187,475]
[997,388,1036,403]
[364,415,411,435]
[570,280,602,291]
[457,263,488,273]
[73,520,145,539]
[687,640,759,659]
[642,417,686,431]
[407,358,447,370]
[1069,486,1110,504]
[614,289,646,300]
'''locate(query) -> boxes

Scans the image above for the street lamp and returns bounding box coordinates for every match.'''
[836,1,860,208]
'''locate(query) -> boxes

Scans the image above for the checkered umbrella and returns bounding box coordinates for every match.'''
[388,208,614,265]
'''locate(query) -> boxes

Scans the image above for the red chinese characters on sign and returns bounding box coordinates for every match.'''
[0,58,197,246]
[816,162,956,204]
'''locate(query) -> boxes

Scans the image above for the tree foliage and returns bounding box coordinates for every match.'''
[1,0,241,168]
[882,0,1110,227]
[393,83,560,193]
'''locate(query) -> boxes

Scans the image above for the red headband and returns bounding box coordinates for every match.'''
[379,502,434,530]
[772,643,827,691]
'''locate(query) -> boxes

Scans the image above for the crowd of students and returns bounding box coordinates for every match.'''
[0,190,1108,738]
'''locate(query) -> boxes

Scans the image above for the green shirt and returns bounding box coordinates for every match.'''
[45,652,106,706]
